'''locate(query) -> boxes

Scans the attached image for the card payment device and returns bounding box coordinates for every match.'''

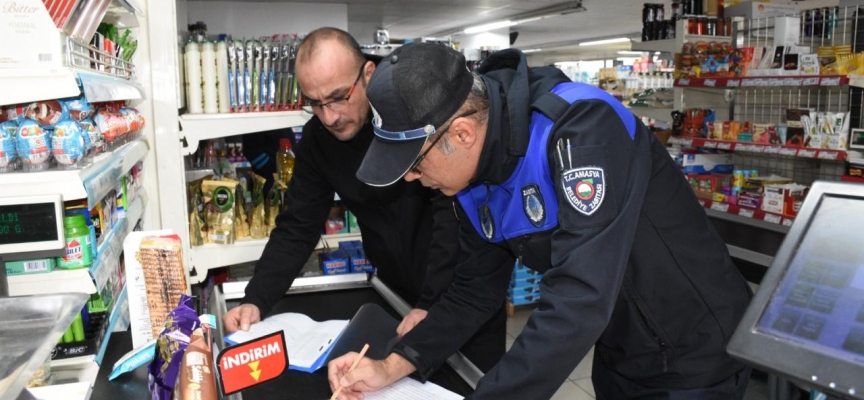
[0,194,65,297]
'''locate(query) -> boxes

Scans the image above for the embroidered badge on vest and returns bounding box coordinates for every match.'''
[562,167,605,216]
[521,184,546,227]
[480,204,495,241]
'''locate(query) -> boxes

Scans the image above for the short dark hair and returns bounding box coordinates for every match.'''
[297,27,365,67]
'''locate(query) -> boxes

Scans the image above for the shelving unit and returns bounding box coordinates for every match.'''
[0,0,144,107]
[675,75,849,88]
[0,139,148,207]
[190,232,361,271]
[668,137,847,161]
[179,111,310,155]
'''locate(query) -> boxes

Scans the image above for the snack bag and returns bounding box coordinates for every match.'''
[148,295,200,400]
[187,178,208,246]
[0,120,18,170]
[249,173,268,239]
[202,179,238,244]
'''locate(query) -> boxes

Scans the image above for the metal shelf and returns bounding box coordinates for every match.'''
[190,232,361,271]
[179,111,311,155]
[0,139,149,207]
[675,75,848,89]
[669,137,847,161]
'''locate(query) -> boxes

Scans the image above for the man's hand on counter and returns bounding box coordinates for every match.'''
[397,308,429,337]
[327,353,416,400]
[222,304,262,332]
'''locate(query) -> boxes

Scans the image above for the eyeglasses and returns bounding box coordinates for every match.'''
[408,109,478,174]
[301,63,366,114]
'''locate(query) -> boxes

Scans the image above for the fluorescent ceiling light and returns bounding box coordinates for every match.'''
[463,20,517,34]
[616,57,640,62]
[522,48,542,53]
[580,37,631,46]
[618,51,644,55]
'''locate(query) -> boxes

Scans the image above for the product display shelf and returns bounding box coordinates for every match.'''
[697,197,796,228]
[190,232,361,271]
[627,106,675,122]
[674,75,849,89]
[0,139,149,207]
[50,284,128,374]
[179,111,311,155]
[668,137,847,161]
[631,18,733,54]
[0,0,144,107]
[7,191,146,297]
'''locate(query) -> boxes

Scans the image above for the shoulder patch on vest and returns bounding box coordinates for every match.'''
[561,167,606,216]
[521,184,546,227]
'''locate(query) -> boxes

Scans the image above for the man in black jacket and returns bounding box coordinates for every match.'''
[328,43,753,399]
[221,28,506,372]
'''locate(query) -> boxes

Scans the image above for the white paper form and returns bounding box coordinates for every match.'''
[224,313,348,371]
[363,378,463,400]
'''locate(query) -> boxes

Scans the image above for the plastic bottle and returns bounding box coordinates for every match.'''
[202,41,219,114]
[58,214,93,269]
[216,37,231,113]
[276,138,295,184]
[185,39,204,114]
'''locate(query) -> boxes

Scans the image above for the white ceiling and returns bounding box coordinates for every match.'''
[212,0,648,55]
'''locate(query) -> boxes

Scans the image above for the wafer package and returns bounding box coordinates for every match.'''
[139,234,188,339]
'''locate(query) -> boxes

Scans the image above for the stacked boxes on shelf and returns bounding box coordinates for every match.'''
[320,240,374,276]
[509,263,543,306]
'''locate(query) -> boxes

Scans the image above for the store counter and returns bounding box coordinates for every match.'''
[93,274,478,399]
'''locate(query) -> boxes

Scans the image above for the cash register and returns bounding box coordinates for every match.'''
[729,181,864,399]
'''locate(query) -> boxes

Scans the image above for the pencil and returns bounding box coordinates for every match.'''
[330,343,370,400]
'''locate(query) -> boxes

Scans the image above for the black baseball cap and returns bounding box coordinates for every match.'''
[356,42,474,187]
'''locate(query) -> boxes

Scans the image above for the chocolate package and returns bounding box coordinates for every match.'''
[148,295,200,400]
[173,325,217,400]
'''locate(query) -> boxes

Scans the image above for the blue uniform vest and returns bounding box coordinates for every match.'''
[456,82,635,243]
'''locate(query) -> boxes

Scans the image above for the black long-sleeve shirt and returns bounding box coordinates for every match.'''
[242,116,459,317]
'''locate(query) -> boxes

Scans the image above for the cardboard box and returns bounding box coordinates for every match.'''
[775,17,801,46]
[764,184,809,216]
[347,248,374,273]
[725,1,799,20]
[682,153,735,174]
[338,240,363,252]
[738,191,763,209]
[320,250,350,275]
[5,258,55,276]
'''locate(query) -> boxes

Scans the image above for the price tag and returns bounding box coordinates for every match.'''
[782,219,794,227]
[770,79,786,87]
[779,148,799,157]
[764,146,781,154]
[717,142,733,150]
[802,77,820,86]
[704,141,718,149]
[678,138,693,147]
[750,145,765,153]
[678,78,691,86]
[818,151,839,160]
[710,202,730,213]
[764,214,782,224]
[798,149,818,158]
[738,209,755,218]
[821,77,842,86]
[705,79,717,87]
[727,80,741,87]
[742,79,756,87]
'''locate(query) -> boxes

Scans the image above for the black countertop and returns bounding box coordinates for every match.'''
[93,287,473,399]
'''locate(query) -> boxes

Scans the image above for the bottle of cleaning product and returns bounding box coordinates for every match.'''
[276,138,295,184]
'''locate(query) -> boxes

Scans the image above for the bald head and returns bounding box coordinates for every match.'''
[296,27,365,68]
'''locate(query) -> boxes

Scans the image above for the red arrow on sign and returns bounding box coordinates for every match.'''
[216,331,288,395]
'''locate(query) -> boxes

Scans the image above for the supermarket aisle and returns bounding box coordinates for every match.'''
[505,308,771,400]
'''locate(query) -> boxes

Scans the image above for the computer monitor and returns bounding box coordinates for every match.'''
[728,181,864,399]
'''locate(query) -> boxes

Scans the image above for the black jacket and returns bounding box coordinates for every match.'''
[242,115,460,317]
[392,49,752,399]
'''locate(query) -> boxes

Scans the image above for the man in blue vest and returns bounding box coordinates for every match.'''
[327,43,753,399]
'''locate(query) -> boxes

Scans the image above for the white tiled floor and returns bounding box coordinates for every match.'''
[506,307,597,399]
[506,307,770,400]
